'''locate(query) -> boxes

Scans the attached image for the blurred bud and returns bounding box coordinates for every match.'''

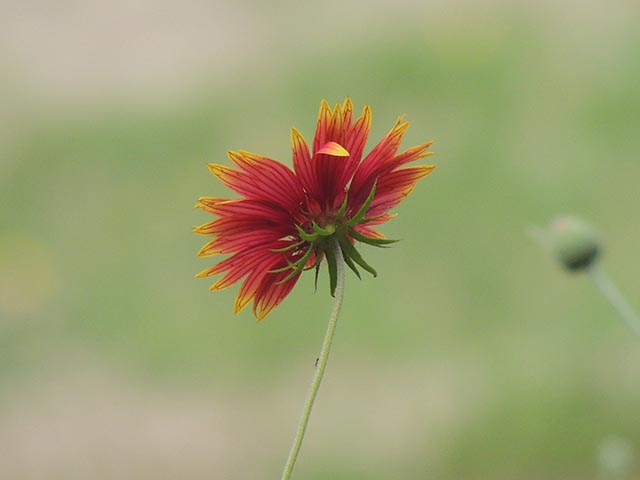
[597,435,634,480]
[549,215,601,272]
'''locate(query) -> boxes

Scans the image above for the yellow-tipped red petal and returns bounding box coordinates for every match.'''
[195,263,222,278]
[197,240,222,257]
[313,99,333,152]
[344,104,372,163]
[342,97,354,130]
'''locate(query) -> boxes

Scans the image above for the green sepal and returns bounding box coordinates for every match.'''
[312,221,335,237]
[342,250,362,279]
[346,183,376,226]
[295,224,318,242]
[314,259,321,292]
[348,228,399,247]
[324,245,338,297]
[277,267,301,285]
[275,247,314,284]
[336,192,349,220]
[271,240,304,253]
[338,238,377,277]
[269,258,298,273]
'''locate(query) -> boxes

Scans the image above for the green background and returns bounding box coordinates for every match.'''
[1,2,639,478]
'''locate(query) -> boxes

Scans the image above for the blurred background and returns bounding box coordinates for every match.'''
[1,0,639,478]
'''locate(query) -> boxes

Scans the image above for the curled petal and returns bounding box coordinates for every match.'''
[316,141,350,157]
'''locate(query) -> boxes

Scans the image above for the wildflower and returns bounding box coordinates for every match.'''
[195,98,435,320]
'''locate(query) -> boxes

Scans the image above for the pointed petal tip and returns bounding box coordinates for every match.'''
[398,120,410,132]
[193,224,214,235]
[407,165,437,180]
[197,244,221,256]
[208,279,228,291]
[236,150,263,163]
[318,99,331,116]
[363,104,372,122]
[234,294,251,315]
[198,196,224,207]
[207,163,226,176]
[194,267,209,278]
[226,150,240,163]
[291,127,306,143]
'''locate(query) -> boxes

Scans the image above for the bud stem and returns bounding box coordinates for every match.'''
[280,239,346,480]
[589,266,640,337]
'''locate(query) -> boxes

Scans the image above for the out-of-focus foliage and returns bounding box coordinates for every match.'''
[1,1,639,479]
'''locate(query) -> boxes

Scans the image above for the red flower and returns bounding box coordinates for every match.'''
[195,98,435,320]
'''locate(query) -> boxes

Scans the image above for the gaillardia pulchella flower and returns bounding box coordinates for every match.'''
[195,98,435,320]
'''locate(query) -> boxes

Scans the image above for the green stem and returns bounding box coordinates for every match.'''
[280,240,346,480]
[589,266,640,337]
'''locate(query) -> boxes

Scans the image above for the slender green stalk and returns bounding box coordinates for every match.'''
[589,266,640,337]
[280,240,346,480]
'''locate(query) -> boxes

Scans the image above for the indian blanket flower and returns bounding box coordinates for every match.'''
[194,98,435,320]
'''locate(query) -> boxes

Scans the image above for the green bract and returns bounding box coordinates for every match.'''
[272,183,399,296]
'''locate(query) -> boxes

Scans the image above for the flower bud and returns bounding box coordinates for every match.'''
[549,215,601,272]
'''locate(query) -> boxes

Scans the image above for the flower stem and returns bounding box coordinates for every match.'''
[280,240,346,480]
[589,266,640,337]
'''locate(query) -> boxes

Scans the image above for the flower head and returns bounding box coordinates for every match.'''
[195,98,435,320]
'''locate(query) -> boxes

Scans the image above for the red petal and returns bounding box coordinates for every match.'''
[349,116,410,205]
[368,165,436,215]
[208,152,303,213]
[291,128,320,200]
[198,228,291,256]
[197,198,292,223]
[312,99,333,154]
[229,151,304,210]
[253,268,301,321]
[234,253,286,314]
[344,104,372,164]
